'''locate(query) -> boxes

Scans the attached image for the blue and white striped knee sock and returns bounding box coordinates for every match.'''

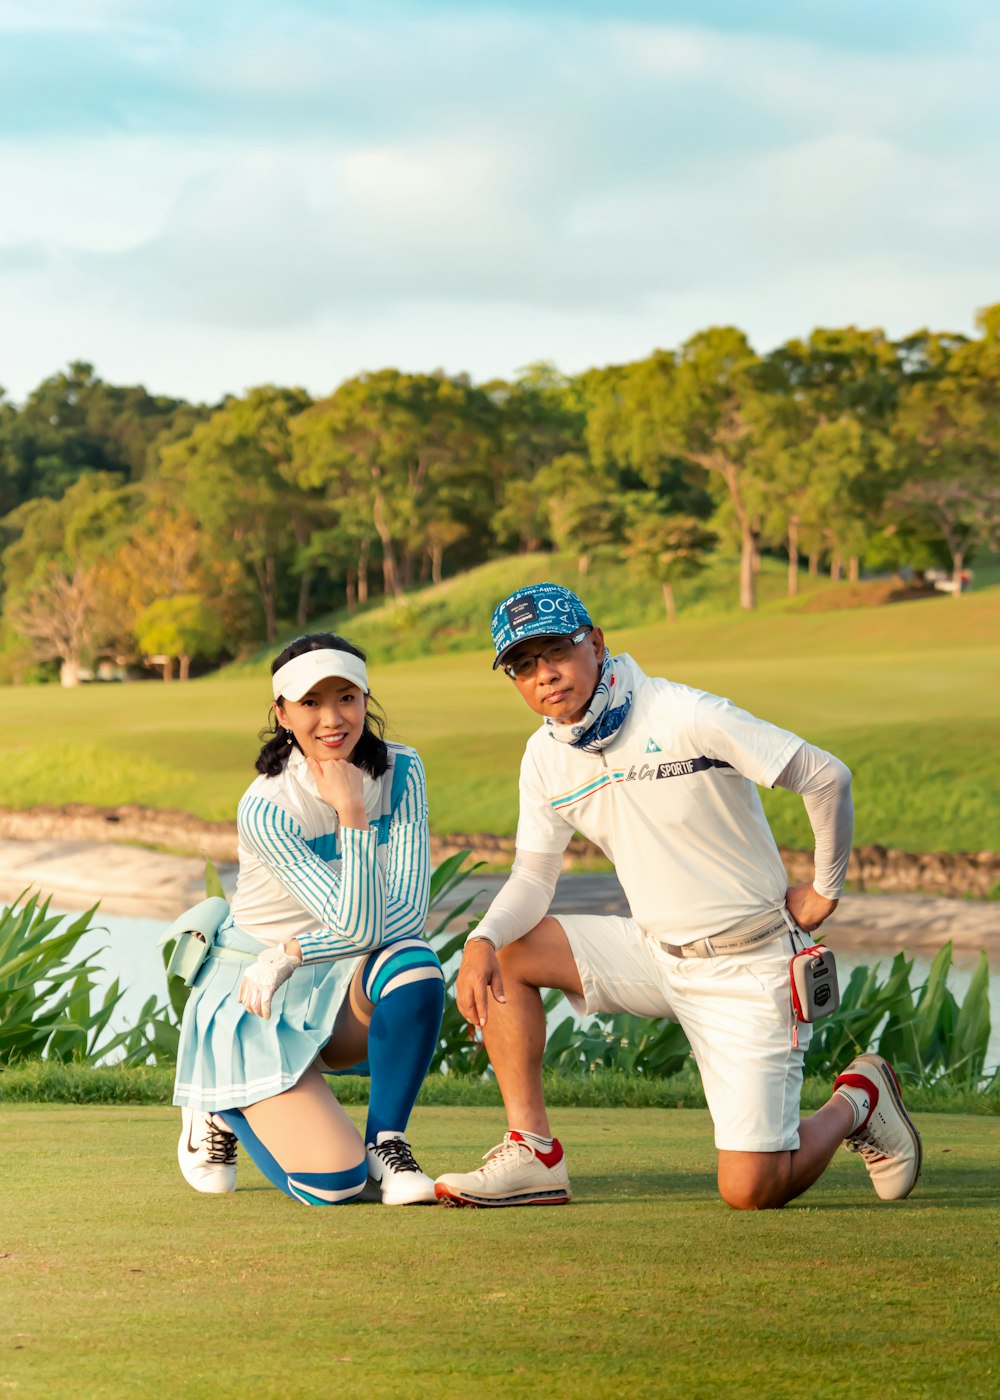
[361,938,445,1145]
[217,1110,367,1207]
[285,1161,368,1207]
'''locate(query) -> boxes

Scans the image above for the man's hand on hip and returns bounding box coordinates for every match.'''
[786,882,838,933]
[457,939,507,1029]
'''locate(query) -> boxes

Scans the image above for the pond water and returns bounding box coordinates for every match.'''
[65,908,1000,1074]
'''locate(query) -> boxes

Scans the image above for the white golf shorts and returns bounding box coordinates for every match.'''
[557,914,812,1153]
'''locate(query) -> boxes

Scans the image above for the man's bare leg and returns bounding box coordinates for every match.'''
[434,917,580,1206]
[717,1096,856,1210]
[476,920,858,1209]
[479,917,583,1138]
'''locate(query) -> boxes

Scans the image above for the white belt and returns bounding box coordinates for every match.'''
[661,909,791,960]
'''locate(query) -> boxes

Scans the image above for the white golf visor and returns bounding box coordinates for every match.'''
[271,649,369,702]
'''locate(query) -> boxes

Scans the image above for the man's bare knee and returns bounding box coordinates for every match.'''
[719,1181,786,1211]
[497,924,548,973]
[496,917,581,997]
[717,1152,791,1211]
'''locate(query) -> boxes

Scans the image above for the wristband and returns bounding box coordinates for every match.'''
[466,933,497,950]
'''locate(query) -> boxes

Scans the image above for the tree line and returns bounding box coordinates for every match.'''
[1,306,998,684]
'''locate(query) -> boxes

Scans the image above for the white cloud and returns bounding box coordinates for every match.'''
[0,1,137,33]
[0,138,222,251]
[0,6,997,399]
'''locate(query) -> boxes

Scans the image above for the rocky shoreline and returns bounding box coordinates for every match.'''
[0,838,995,953]
[0,802,996,898]
[0,806,996,954]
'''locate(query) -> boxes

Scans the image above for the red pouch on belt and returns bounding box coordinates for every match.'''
[789,944,840,1022]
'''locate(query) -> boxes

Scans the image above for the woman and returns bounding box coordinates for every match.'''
[173,633,444,1206]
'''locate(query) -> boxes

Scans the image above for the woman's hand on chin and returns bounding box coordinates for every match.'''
[306,754,368,828]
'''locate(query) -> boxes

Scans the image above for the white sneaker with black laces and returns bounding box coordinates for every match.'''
[434,1131,571,1207]
[177,1108,238,1194]
[366,1132,437,1205]
[835,1053,922,1201]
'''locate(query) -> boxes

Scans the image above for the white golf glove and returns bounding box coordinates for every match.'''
[239,944,303,1020]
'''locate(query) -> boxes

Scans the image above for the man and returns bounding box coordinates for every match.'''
[434,582,921,1210]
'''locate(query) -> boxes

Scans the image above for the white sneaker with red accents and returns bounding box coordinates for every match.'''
[434,1131,571,1207]
[177,1108,238,1194]
[834,1053,922,1201]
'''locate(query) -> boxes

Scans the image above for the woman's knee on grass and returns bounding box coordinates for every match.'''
[285,1157,369,1206]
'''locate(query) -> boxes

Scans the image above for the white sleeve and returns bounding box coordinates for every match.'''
[692,691,803,789]
[774,743,854,900]
[466,849,562,952]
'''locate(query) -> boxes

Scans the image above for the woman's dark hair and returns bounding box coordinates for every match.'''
[255,633,389,779]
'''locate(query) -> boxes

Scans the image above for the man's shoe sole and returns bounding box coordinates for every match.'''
[852,1053,923,1200]
[434,1183,571,1208]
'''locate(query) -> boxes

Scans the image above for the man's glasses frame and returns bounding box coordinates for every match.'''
[502,627,593,681]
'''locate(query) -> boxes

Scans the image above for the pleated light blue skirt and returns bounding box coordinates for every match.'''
[172,917,357,1113]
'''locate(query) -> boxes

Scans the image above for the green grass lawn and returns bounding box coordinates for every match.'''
[0,1106,996,1399]
[0,586,996,851]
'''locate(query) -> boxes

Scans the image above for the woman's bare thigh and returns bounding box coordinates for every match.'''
[318,960,374,1071]
[241,1065,365,1172]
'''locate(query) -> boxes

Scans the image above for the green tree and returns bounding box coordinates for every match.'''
[892,303,1000,588]
[623,503,717,623]
[581,356,713,517]
[96,495,251,661]
[134,594,228,680]
[159,386,314,643]
[0,472,139,599]
[0,362,199,513]
[492,478,553,555]
[760,328,907,587]
[290,371,497,601]
[763,417,894,587]
[763,327,903,429]
[536,453,625,575]
[893,476,1000,593]
[488,364,586,553]
[657,328,769,611]
[0,474,141,679]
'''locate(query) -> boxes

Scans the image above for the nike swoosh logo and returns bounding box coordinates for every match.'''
[185,1124,199,1154]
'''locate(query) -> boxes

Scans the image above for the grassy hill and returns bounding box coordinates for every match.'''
[220,550,839,675]
[0,559,995,855]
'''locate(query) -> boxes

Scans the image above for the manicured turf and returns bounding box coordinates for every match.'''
[0,1106,996,1399]
[0,587,996,850]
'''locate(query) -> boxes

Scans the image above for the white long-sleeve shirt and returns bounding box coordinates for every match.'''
[230,743,430,963]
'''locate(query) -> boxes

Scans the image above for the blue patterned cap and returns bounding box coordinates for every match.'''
[490,582,593,670]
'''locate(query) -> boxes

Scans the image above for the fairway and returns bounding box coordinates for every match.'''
[1,1106,997,1399]
[0,590,995,852]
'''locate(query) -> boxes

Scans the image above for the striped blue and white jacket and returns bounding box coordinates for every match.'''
[229,742,430,963]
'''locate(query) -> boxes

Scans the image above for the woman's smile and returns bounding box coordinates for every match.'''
[277,676,368,764]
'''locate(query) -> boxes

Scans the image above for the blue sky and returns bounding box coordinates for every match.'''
[1,0,997,403]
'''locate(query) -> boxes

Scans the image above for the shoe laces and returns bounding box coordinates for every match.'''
[479,1135,533,1174]
[371,1136,422,1175]
[845,1121,889,1164]
[206,1119,238,1166]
